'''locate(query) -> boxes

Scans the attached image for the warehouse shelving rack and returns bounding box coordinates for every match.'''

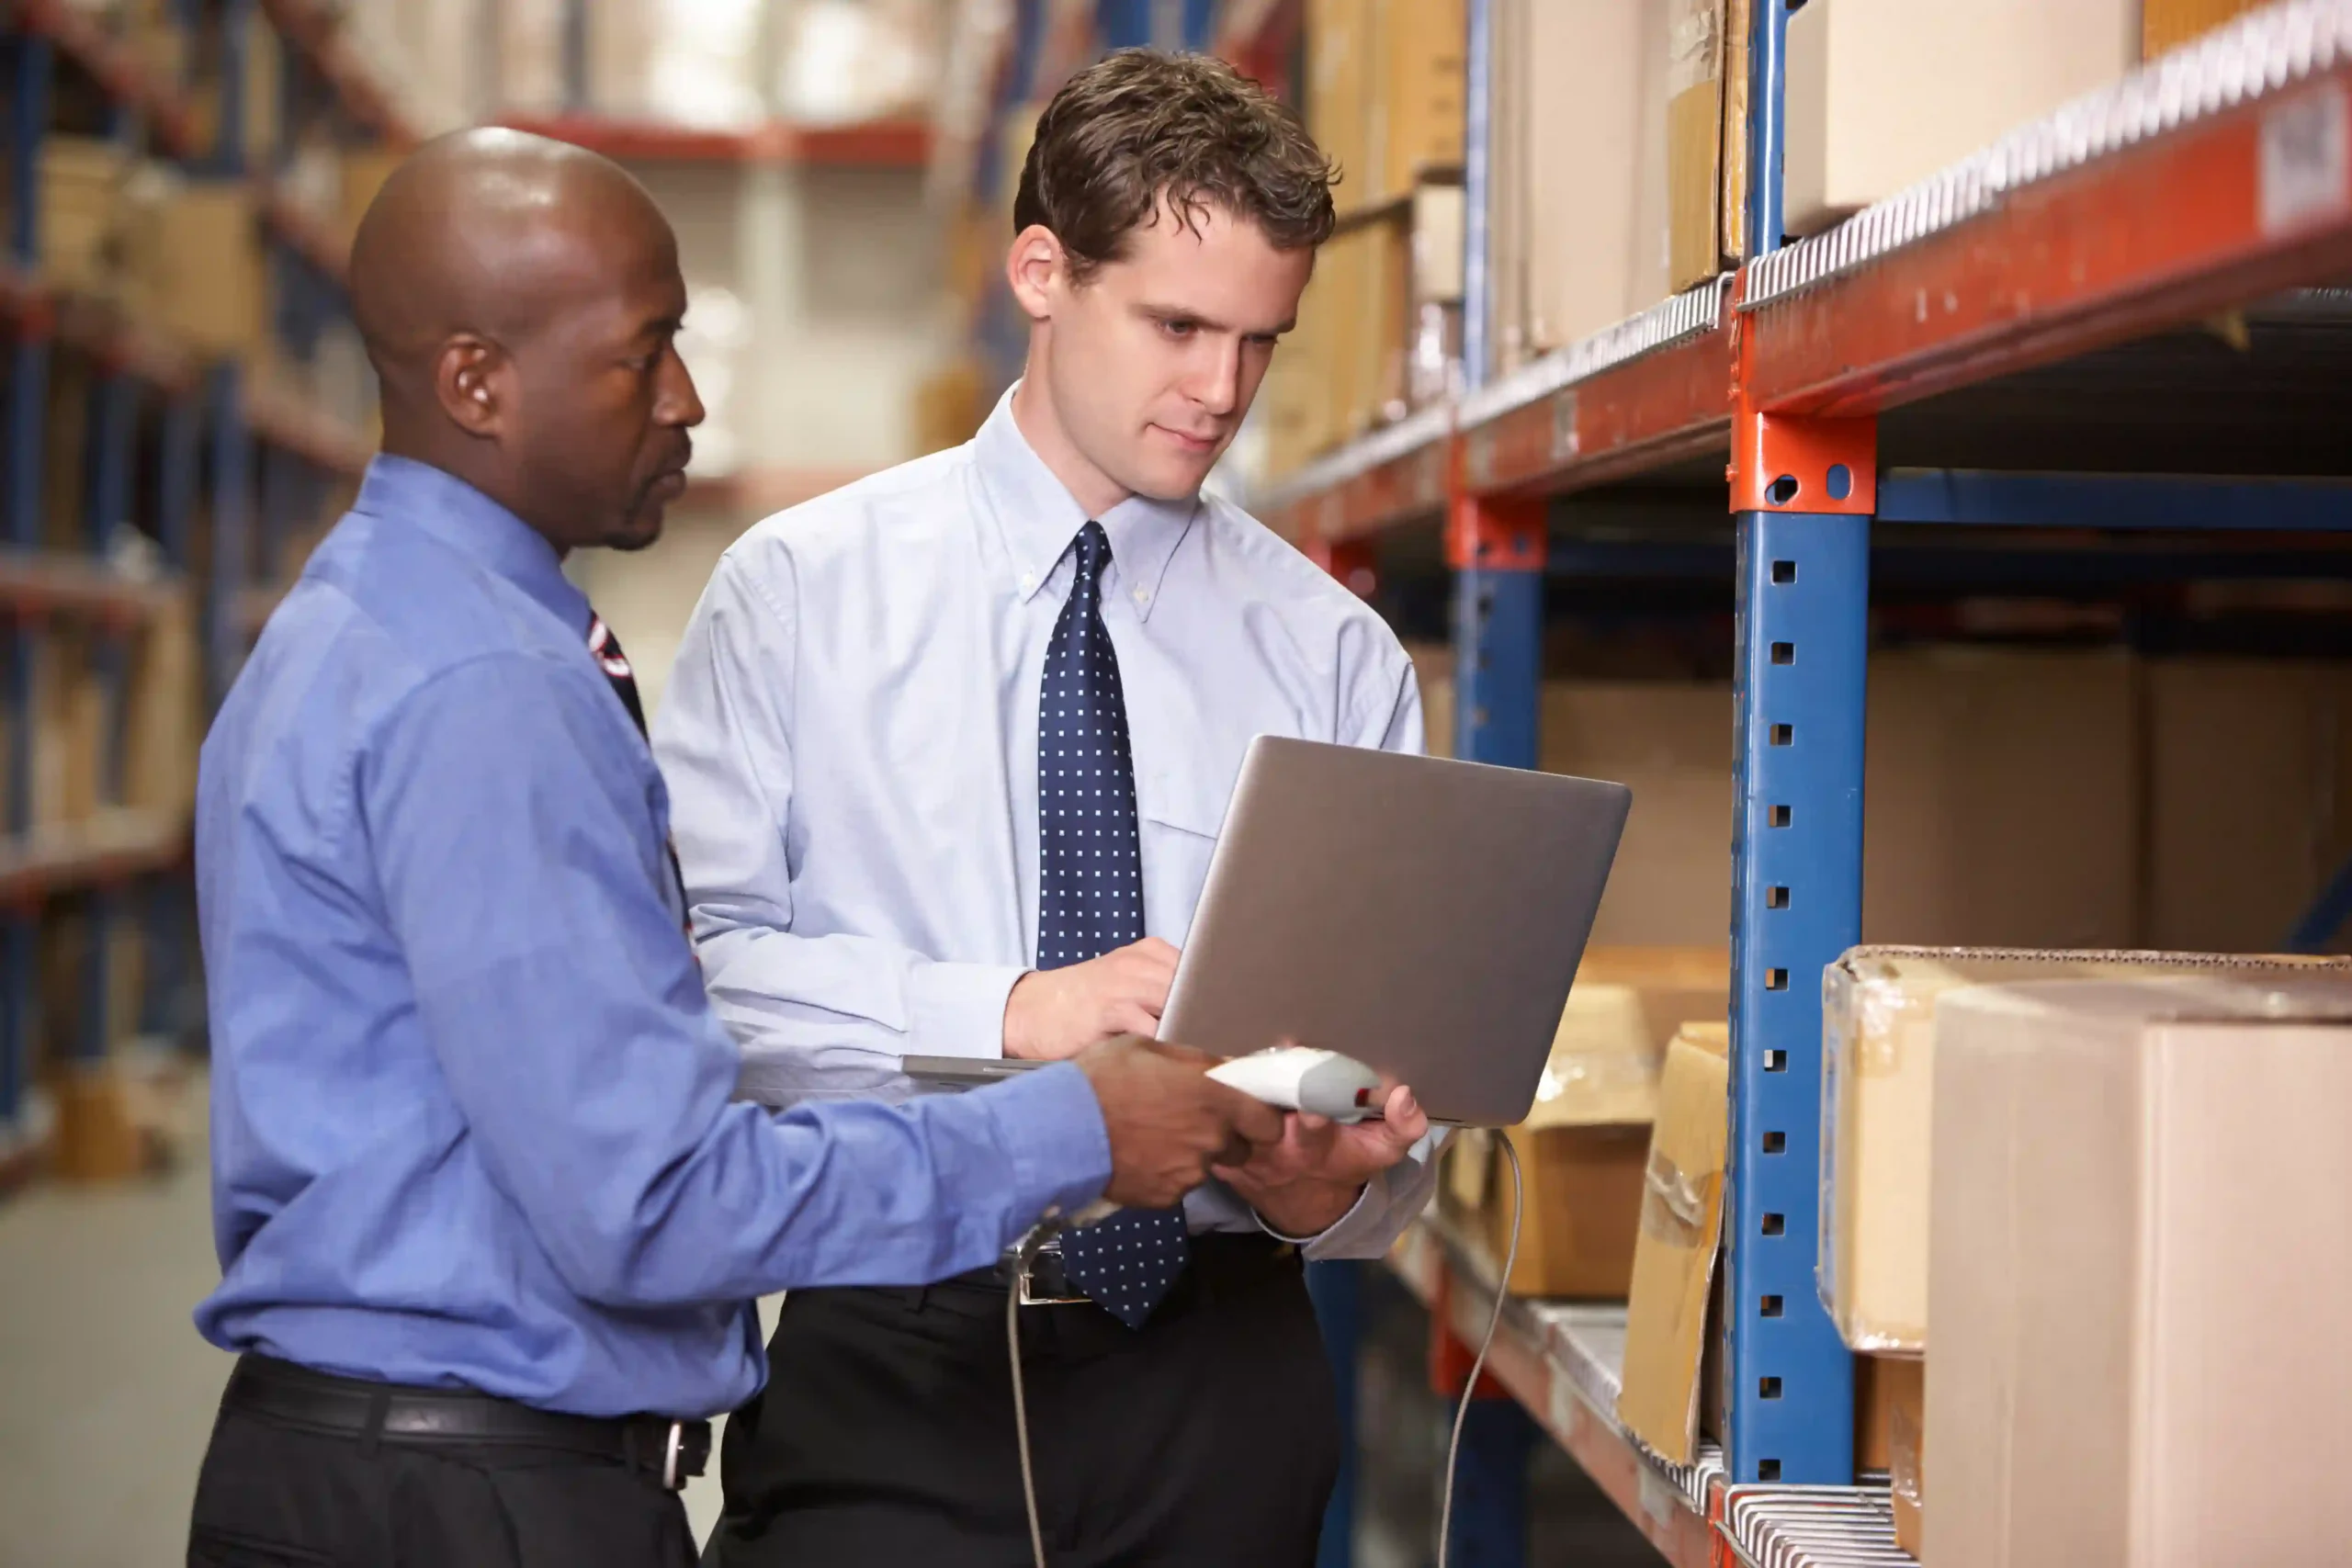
[1,0,398,1188]
[1258,1,2352,1562]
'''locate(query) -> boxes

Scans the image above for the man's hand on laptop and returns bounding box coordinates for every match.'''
[1212,1079,1430,1238]
[1003,938,1180,1061]
[1076,1036,1286,1209]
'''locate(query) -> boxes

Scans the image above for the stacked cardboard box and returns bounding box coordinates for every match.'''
[1819,947,2352,1356]
[1441,946,1729,1299]
[1925,974,2352,1565]
[1307,0,1467,211]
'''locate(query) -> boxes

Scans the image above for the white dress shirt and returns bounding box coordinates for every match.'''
[654,389,1440,1259]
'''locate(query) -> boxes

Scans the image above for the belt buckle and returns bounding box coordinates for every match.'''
[1015,1237,1091,1307]
[660,1420,708,1491]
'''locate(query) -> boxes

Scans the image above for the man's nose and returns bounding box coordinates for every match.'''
[660,346,707,428]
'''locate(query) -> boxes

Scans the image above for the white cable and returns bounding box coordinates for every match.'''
[1436,1133,1522,1568]
[1008,1229,1051,1568]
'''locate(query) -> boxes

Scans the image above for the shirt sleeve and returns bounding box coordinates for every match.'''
[651,552,1027,1106]
[362,650,1108,1309]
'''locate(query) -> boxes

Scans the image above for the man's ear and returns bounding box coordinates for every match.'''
[1005,223,1069,322]
[434,333,509,439]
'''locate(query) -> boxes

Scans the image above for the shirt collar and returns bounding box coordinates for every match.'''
[972,385,1196,623]
[351,456,591,633]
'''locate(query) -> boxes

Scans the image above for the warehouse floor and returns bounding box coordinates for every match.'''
[0,1076,1649,1568]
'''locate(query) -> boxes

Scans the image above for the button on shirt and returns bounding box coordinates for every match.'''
[654,389,1442,1260]
[195,457,1113,1419]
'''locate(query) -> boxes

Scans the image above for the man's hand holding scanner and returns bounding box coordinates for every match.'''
[1216,1076,1430,1237]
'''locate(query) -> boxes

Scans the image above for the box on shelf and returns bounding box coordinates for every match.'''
[1927,975,2352,1567]
[2143,0,2272,56]
[1888,1354,1925,1556]
[1540,681,1735,948]
[1854,1351,1921,1480]
[1863,647,2141,951]
[1820,945,2352,1355]
[1306,0,1374,200]
[1666,0,1731,289]
[1616,1021,1728,1463]
[25,136,130,295]
[1442,949,1727,1300]
[2143,658,2352,953]
[124,592,201,822]
[1490,0,1672,371]
[122,178,266,359]
[1369,0,1467,201]
[29,630,107,831]
[1781,0,2138,236]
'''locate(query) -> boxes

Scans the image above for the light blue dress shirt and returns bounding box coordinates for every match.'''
[654,389,1442,1260]
[195,456,1113,1419]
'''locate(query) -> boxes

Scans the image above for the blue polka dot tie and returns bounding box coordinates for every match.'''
[1039,521,1190,1329]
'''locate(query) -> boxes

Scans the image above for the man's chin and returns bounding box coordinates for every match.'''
[602,509,666,552]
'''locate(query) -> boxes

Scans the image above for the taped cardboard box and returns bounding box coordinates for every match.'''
[1782,0,2138,237]
[1616,1021,1728,1463]
[1819,946,2352,1355]
[1442,949,1727,1299]
[1926,975,2352,1567]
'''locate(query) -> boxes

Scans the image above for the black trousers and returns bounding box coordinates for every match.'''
[705,1237,1342,1568]
[188,1391,698,1568]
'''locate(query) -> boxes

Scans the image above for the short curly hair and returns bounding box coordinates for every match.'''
[1013,48,1338,281]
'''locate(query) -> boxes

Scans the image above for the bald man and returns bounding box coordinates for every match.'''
[185,130,1282,1568]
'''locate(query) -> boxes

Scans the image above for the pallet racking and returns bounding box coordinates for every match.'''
[1,0,402,1185]
[1255,0,2352,1562]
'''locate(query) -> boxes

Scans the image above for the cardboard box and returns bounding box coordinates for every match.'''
[1926,976,2352,1567]
[2143,0,2272,57]
[1493,0,1672,370]
[1306,0,1374,205]
[1881,1354,1925,1552]
[30,630,107,829]
[2143,659,2352,953]
[31,137,128,293]
[1855,1350,1921,1479]
[1820,946,2352,1355]
[1443,948,1725,1300]
[1863,648,2140,951]
[1782,0,2138,236]
[1422,649,2154,953]
[1667,0,1728,289]
[1617,1021,1729,1462]
[127,180,266,359]
[124,592,201,822]
[1541,681,1736,948]
[1482,1122,1649,1299]
[1372,0,1467,200]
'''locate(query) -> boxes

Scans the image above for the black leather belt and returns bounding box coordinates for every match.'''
[221,1355,711,1491]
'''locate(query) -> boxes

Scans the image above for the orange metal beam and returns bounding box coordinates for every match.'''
[1464,329,1736,502]
[1745,72,2352,418]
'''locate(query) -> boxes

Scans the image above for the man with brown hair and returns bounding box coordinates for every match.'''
[657,50,1438,1563]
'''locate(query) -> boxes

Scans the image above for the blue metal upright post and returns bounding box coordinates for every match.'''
[1723,508,1865,1483]
[1713,0,1863,1489]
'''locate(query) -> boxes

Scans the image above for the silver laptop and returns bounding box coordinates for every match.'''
[1155,736,1629,1127]
[907,737,1629,1127]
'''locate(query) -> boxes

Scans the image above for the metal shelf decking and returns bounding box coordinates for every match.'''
[0,809,188,908]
